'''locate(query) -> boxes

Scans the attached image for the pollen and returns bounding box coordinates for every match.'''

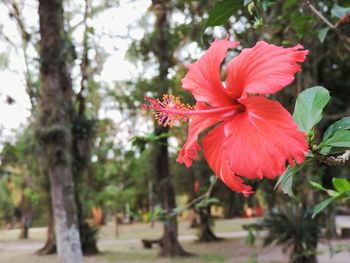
[142,94,194,127]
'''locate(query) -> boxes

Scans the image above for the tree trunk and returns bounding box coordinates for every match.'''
[36,169,57,255]
[188,208,199,228]
[72,116,98,255]
[19,177,32,239]
[19,203,32,239]
[224,191,244,218]
[71,0,98,253]
[152,0,189,257]
[198,206,221,242]
[36,199,56,255]
[37,0,83,262]
[291,246,318,263]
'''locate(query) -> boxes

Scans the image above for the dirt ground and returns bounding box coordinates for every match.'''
[0,218,349,263]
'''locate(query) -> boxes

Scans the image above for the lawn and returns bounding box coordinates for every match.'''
[0,218,349,263]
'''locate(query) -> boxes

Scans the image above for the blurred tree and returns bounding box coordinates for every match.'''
[149,0,189,256]
[36,0,83,261]
[0,128,40,239]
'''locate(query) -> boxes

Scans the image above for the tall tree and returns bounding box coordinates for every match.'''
[37,0,83,262]
[151,0,188,257]
[71,0,98,254]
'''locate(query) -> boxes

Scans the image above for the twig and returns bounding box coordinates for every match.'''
[316,150,350,166]
[324,110,350,121]
[167,177,218,218]
[305,1,335,29]
[6,0,36,107]
[305,1,350,53]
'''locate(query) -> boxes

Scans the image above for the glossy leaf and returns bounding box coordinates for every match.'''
[243,0,252,6]
[312,197,335,218]
[310,181,327,192]
[275,158,311,197]
[204,0,242,28]
[333,178,350,193]
[322,130,350,148]
[293,86,330,132]
[323,117,350,141]
[318,27,330,43]
[331,4,350,19]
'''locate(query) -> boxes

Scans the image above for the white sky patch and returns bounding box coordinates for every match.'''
[168,136,179,154]
[0,71,31,142]
[176,41,205,63]
[0,0,152,147]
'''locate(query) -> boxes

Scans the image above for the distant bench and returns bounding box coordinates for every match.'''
[141,238,163,249]
[336,215,350,238]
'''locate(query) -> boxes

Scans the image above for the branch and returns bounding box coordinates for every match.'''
[167,177,218,218]
[305,1,335,29]
[8,0,31,41]
[316,150,350,166]
[305,1,350,53]
[6,0,36,107]
[77,0,90,116]
[324,110,350,121]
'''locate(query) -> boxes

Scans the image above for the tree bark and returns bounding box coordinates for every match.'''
[36,198,56,255]
[197,206,221,242]
[224,191,244,218]
[152,0,189,257]
[19,203,31,239]
[19,174,32,239]
[71,0,98,253]
[37,0,83,262]
[154,126,189,256]
[36,178,56,255]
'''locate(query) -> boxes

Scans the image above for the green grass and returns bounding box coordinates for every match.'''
[0,218,255,242]
[98,218,255,241]
[1,218,349,262]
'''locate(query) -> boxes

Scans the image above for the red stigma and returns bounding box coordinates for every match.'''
[142,94,193,127]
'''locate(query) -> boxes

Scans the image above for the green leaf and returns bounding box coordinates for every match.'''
[318,27,330,43]
[206,197,221,205]
[319,146,332,155]
[209,175,217,185]
[275,159,311,197]
[310,181,327,192]
[333,178,350,193]
[247,2,255,15]
[293,86,330,132]
[87,27,94,34]
[243,0,252,6]
[331,4,350,19]
[323,117,350,141]
[261,0,273,11]
[312,197,334,218]
[204,0,242,28]
[322,130,350,148]
[326,189,341,198]
[311,180,344,197]
[275,166,295,197]
[158,132,171,139]
[0,52,9,70]
[312,192,348,218]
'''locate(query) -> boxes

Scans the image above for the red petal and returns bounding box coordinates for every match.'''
[202,124,253,195]
[176,103,221,167]
[182,38,239,107]
[225,41,308,98]
[223,96,308,179]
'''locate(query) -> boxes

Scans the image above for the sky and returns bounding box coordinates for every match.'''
[0,0,152,147]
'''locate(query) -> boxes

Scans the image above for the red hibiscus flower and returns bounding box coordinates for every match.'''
[143,37,309,196]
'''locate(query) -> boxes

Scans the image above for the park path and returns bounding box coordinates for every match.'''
[0,231,248,251]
